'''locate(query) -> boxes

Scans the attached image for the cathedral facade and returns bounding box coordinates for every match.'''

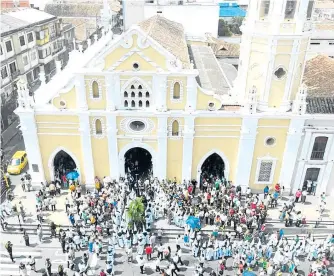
[16,0,334,195]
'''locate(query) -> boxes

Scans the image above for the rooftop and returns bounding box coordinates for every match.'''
[44,1,121,17]
[61,18,98,41]
[190,44,231,95]
[3,8,56,24]
[303,55,334,98]
[303,55,334,114]
[0,14,30,34]
[209,36,240,57]
[138,15,190,68]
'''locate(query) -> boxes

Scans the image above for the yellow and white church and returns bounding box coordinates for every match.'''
[16,0,334,195]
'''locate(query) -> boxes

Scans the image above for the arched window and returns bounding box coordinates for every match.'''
[131,85,135,89]
[124,100,128,107]
[131,92,135,97]
[95,119,102,135]
[138,92,142,98]
[146,92,150,98]
[146,101,150,108]
[92,81,99,98]
[124,91,128,97]
[138,85,142,89]
[172,120,179,136]
[131,100,135,107]
[139,100,142,107]
[173,82,180,99]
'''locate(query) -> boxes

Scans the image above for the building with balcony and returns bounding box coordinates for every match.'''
[0,8,68,130]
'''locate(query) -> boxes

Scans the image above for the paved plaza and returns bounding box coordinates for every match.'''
[0,173,334,276]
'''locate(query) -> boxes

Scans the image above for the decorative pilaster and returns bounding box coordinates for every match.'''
[318,138,334,195]
[235,117,258,192]
[105,75,116,111]
[279,118,305,194]
[182,116,195,181]
[292,84,308,115]
[106,114,119,180]
[17,109,45,184]
[75,75,88,110]
[185,76,197,111]
[78,112,95,185]
[293,130,312,193]
[157,116,168,179]
[153,74,167,111]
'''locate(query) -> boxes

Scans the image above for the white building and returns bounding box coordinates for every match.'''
[307,22,334,59]
[123,0,220,37]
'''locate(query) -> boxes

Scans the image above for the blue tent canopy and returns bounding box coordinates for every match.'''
[219,3,246,18]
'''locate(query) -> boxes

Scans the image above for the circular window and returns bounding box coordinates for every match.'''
[59,100,66,107]
[133,62,139,70]
[208,102,215,111]
[265,137,276,146]
[129,120,146,131]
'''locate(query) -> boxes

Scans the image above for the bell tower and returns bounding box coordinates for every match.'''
[234,0,314,112]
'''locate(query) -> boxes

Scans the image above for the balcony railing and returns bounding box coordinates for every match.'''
[310,151,325,160]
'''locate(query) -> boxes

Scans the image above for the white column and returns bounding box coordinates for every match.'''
[157,116,168,179]
[105,75,116,111]
[106,113,119,180]
[182,116,195,181]
[281,39,300,111]
[152,73,167,111]
[235,117,258,192]
[78,112,95,185]
[279,118,305,193]
[75,74,88,110]
[185,76,197,111]
[319,139,334,195]
[17,109,45,184]
[293,130,312,193]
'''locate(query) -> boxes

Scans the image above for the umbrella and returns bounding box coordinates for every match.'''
[66,171,79,180]
[242,272,256,276]
[186,216,201,230]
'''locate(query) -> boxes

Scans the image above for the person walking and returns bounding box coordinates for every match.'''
[45,258,52,276]
[295,189,302,203]
[20,178,26,192]
[51,197,56,211]
[28,256,36,272]
[19,262,27,276]
[145,244,152,261]
[176,246,184,265]
[155,257,161,272]
[5,241,14,262]
[136,255,145,274]
[301,189,307,204]
[37,225,43,243]
[23,230,29,246]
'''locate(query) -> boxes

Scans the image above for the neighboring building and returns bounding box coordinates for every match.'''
[123,0,220,37]
[1,0,30,9]
[44,0,121,49]
[313,0,334,21]
[1,8,72,130]
[219,2,246,21]
[308,22,334,59]
[15,0,334,197]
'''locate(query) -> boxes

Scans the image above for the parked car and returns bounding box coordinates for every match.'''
[7,151,28,174]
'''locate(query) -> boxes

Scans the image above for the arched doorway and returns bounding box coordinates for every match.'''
[53,150,77,180]
[124,147,152,182]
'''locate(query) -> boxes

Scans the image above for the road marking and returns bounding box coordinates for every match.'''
[0,251,41,257]
[52,259,66,264]
[55,250,65,256]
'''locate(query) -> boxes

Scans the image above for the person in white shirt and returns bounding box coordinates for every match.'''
[301,190,307,203]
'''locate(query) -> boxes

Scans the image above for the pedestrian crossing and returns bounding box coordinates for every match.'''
[0,249,68,276]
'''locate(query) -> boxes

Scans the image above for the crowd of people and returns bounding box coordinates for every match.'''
[1,169,334,276]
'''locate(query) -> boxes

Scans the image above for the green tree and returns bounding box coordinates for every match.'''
[229,17,244,35]
[218,19,232,37]
[127,197,145,230]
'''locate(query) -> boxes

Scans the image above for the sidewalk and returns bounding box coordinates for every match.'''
[5,184,71,226]
[266,194,334,222]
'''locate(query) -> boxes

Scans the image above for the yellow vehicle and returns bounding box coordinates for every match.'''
[7,151,28,174]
